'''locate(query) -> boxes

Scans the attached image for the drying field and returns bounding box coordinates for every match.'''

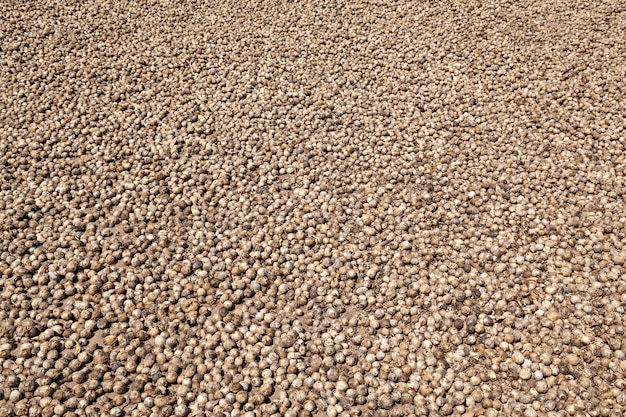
[1,0,626,416]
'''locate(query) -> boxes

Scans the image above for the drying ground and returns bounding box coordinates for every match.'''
[1,0,626,416]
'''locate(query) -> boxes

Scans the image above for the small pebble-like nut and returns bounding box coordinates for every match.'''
[13,401,29,416]
[6,374,19,388]
[112,394,126,406]
[519,368,532,380]
[18,343,34,358]
[512,352,525,365]
[259,384,274,396]
[154,396,169,408]
[451,391,465,406]
[53,404,66,416]
[378,394,394,410]
[565,354,580,366]
[77,351,92,364]
[546,311,560,322]
[249,392,266,405]
[113,381,128,394]
[181,299,198,313]
[196,393,208,407]
[174,404,189,417]
[612,253,625,265]
[303,400,316,412]
[235,391,248,404]
[103,335,117,345]
[336,380,348,391]
[525,407,538,417]
[0,343,13,359]
[536,381,548,394]
[9,390,23,403]
[166,371,178,383]
[540,353,553,365]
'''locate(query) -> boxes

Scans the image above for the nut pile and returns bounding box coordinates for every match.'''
[1,0,626,416]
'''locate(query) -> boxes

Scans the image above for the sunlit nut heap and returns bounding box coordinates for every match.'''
[1,0,626,416]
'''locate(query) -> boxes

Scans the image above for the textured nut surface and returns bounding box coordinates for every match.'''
[1,0,626,416]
